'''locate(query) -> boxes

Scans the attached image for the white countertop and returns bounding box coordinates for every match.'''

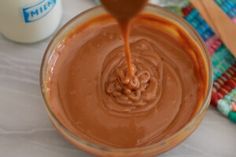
[0,0,235,157]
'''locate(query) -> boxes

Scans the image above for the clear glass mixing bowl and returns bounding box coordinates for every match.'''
[41,4,212,157]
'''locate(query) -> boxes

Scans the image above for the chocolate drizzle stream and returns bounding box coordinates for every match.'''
[101,0,153,114]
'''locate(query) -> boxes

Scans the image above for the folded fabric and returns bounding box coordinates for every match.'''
[181,1,236,123]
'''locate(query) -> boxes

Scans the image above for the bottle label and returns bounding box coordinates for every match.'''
[22,0,57,23]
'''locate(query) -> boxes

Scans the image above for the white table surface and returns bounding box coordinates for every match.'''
[0,0,235,157]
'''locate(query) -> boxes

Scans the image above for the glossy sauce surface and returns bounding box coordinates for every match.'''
[46,14,207,148]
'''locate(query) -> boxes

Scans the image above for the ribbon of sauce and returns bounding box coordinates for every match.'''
[101,0,148,78]
[101,0,159,112]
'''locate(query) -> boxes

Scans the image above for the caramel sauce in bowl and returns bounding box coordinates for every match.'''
[40,5,212,157]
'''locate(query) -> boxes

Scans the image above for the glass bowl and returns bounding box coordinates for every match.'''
[40,4,212,157]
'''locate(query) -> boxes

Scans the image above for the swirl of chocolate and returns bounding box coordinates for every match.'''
[101,39,168,116]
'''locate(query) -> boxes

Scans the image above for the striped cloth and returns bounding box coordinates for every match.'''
[181,0,236,123]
